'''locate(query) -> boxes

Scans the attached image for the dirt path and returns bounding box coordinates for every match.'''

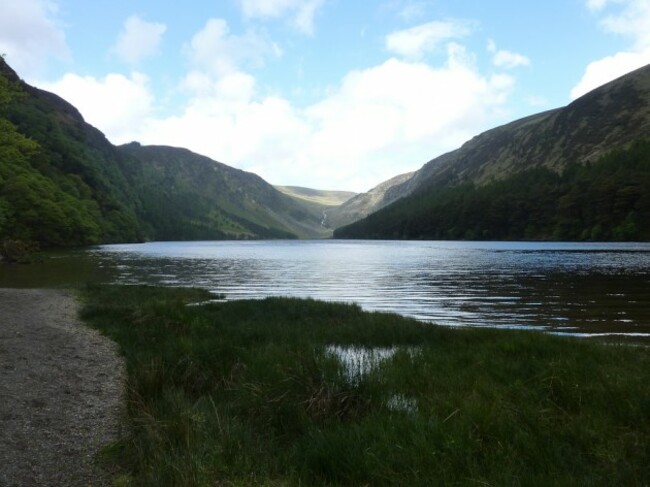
[0,288,125,487]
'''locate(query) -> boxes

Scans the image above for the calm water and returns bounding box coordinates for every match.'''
[2,240,650,337]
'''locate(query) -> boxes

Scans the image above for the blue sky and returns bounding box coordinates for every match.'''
[1,0,649,192]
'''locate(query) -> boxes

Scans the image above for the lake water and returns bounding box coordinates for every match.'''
[2,240,650,338]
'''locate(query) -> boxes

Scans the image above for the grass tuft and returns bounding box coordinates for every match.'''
[80,284,650,486]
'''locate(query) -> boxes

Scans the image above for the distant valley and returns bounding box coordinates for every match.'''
[2,56,650,251]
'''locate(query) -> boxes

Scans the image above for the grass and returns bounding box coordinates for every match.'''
[79,285,650,486]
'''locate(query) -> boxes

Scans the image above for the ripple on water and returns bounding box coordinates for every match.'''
[9,240,647,338]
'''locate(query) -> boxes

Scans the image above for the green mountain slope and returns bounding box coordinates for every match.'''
[0,58,143,248]
[325,171,414,230]
[120,144,327,240]
[335,64,650,241]
[0,58,326,250]
[274,185,358,234]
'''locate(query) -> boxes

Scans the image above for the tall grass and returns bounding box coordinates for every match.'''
[80,285,650,486]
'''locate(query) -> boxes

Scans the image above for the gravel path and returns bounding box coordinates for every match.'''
[0,288,125,487]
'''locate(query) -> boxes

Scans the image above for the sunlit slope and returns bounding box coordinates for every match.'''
[274,186,356,207]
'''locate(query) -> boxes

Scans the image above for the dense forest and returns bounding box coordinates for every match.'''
[0,63,142,253]
[335,140,650,241]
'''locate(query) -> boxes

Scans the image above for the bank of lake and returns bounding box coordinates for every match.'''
[81,284,650,486]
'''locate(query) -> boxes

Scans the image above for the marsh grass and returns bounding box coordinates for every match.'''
[80,285,650,486]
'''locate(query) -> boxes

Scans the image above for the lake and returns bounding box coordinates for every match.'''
[2,240,650,338]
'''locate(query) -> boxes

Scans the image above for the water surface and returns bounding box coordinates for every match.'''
[2,240,649,337]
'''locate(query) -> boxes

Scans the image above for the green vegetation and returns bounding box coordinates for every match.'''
[81,285,650,486]
[335,140,650,241]
[0,59,325,250]
[120,143,309,240]
[0,60,143,249]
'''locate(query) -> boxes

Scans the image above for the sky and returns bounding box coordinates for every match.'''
[1,0,649,192]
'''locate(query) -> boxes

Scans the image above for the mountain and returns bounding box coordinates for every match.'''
[120,144,327,240]
[335,64,650,241]
[325,172,414,230]
[1,57,144,248]
[0,58,326,250]
[274,186,357,232]
[274,186,356,207]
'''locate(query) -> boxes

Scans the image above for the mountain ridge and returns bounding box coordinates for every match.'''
[335,63,650,241]
[334,63,650,234]
[0,57,329,249]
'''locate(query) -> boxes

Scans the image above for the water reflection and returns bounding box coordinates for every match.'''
[2,240,649,337]
[325,345,420,384]
[0,249,114,288]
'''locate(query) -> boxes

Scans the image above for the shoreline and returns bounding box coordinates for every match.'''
[0,288,125,487]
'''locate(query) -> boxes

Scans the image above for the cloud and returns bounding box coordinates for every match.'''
[237,0,326,35]
[38,72,154,143]
[571,49,650,98]
[294,46,514,189]
[37,18,517,192]
[386,20,473,59]
[134,43,515,191]
[185,18,280,77]
[141,72,310,174]
[487,40,530,69]
[112,15,166,65]
[599,0,650,48]
[572,0,650,99]
[0,0,69,78]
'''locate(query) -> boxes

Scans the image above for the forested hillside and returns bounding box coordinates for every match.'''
[0,59,142,250]
[335,141,650,241]
[0,58,325,256]
[335,64,650,241]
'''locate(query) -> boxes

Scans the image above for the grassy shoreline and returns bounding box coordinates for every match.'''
[80,285,650,486]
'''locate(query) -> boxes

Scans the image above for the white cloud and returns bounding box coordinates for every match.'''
[132,43,514,191]
[571,49,650,98]
[599,0,650,48]
[112,15,166,65]
[35,18,516,192]
[237,0,325,35]
[487,40,530,69]
[185,18,279,77]
[493,51,530,69]
[38,72,154,143]
[294,47,514,189]
[572,0,650,99]
[386,20,473,59]
[0,0,69,78]
[136,71,311,176]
